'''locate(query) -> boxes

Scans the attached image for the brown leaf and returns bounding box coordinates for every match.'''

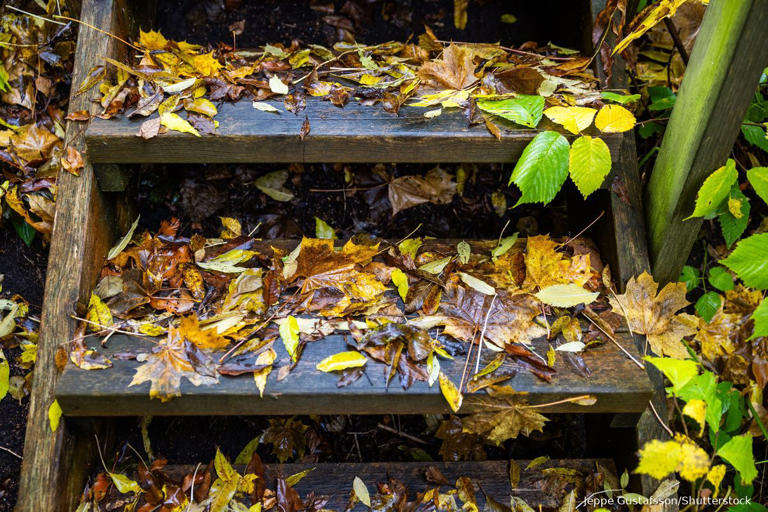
[418,44,478,90]
[608,271,697,358]
[496,67,545,95]
[300,115,310,140]
[61,145,84,176]
[388,166,457,216]
[9,124,61,164]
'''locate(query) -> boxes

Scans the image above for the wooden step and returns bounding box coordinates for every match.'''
[56,329,651,416]
[84,99,625,164]
[109,459,617,511]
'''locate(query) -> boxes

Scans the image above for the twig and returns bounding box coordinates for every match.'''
[561,211,605,246]
[474,293,498,374]
[376,423,427,445]
[70,315,153,339]
[648,400,674,437]
[53,14,142,51]
[310,183,386,193]
[433,40,574,61]
[524,394,597,409]
[0,445,22,459]
[6,5,68,25]
[662,18,689,65]
[579,312,644,369]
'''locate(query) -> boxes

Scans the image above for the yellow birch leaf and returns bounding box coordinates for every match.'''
[544,106,596,134]
[439,372,463,412]
[316,351,368,372]
[682,399,707,436]
[595,105,636,133]
[110,473,142,494]
[280,316,300,362]
[186,98,218,117]
[86,293,113,332]
[160,112,201,137]
[49,399,62,432]
[0,349,9,400]
[254,348,276,397]
[706,464,726,496]
[391,268,409,301]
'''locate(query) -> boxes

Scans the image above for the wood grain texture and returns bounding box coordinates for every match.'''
[15,1,129,511]
[646,0,768,283]
[56,329,651,416]
[156,459,615,511]
[84,99,624,164]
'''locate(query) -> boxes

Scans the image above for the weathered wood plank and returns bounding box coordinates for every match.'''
[646,0,768,283]
[84,100,624,164]
[56,329,651,416]
[150,459,615,511]
[15,1,138,511]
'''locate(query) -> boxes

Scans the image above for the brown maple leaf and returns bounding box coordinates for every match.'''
[129,326,218,401]
[609,271,697,359]
[462,386,548,445]
[388,166,457,216]
[417,44,478,90]
[9,123,61,164]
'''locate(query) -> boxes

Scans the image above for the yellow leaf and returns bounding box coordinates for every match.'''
[353,476,372,507]
[186,98,218,118]
[594,105,636,133]
[613,0,689,54]
[316,351,368,372]
[391,268,409,301]
[269,75,289,95]
[220,216,242,237]
[139,29,168,51]
[0,349,9,401]
[192,52,222,76]
[706,464,726,496]
[109,472,142,494]
[254,348,276,397]
[49,399,62,432]
[636,435,709,482]
[544,106,596,134]
[728,196,743,219]
[160,112,201,137]
[280,316,300,362]
[682,399,707,436]
[86,293,113,332]
[438,372,463,412]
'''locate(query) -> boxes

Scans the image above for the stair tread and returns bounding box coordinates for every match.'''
[84,98,624,164]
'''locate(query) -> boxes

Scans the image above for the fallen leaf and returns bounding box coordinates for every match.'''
[316,351,368,372]
[418,44,478,90]
[389,166,457,215]
[594,104,636,133]
[61,145,84,176]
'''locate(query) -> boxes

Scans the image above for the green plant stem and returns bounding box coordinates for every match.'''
[747,399,768,440]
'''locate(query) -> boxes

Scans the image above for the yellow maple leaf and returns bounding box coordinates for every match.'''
[192,52,222,77]
[544,106,596,134]
[523,235,593,289]
[609,271,696,358]
[179,315,229,351]
[595,104,636,133]
[139,29,168,51]
[695,307,740,362]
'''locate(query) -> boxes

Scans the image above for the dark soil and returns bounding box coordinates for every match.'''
[0,229,47,512]
[155,0,594,53]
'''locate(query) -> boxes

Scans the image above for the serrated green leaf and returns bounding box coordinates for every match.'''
[695,292,721,323]
[476,95,545,128]
[747,167,768,204]
[721,233,768,290]
[534,284,599,307]
[600,91,641,104]
[568,135,612,198]
[749,299,768,340]
[717,434,757,483]
[707,266,734,292]
[742,124,768,153]
[457,241,471,264]
[509,131,569,206]
[678,371,721,433]
[646,356,699,395]
[719,188,750,248]
[686,160,738,219]
[679,265,700,291]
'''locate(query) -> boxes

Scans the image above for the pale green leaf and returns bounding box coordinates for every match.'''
[457,241,471,264]
[534,284,599,307]
[749,299,768,340]
[234,436,261,464]
[509,131,569,206]
[686,160,738,219]
[419,256,452,275]
[717,434,757,483]
[556,341,585,353]
[269,75,289,94]
[286,468,315,487]
[458,272,495,295]
[568,135,611,198]
[353,476,371,508]
[491,233,519,261]
[646,357,698,395]
[719,187,750,247]
[600,91,641,104]
[477,95,545,128]
[315,217,336,239]
[107,215,140,260]
[747,167,768,205]
[254,170,294,201]
[721,233,768,290]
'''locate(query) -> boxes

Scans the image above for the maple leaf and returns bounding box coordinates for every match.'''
[609,272,697,359]
[695,307,742,362]
[9,124,61,164]
[462,387,548,444]
[388,167,457,216]
[417,44,478,90]
[129,326,218,401]
[523,235,593,289]
[179,315,229,351]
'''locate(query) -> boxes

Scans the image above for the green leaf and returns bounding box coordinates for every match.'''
[695,292,721,322]
[645,357,699,395]
[458,272,495,295]
[717,434,757,483]
[600,91,641,104]
[679,265,700,291]
[234,436,261,464]
[721,233,768,289]
[353,476,372,508]
[0,349,8,401]
[568,135,612,198]
[314,217,336,239]
[491,233,518,261]
[509,131,569,206]
[707,266,734,292]
[749,298,768,340]
[678,371,722,433]
[742,124,768,153]
[747,166,768,204]
[686,159,738,219]
[108,215,140,260]
[0,62,9,92]
[11,215,35,247]
[718,187,750,248]
[534,284,599,307]
[457,241,471,264]
[648,86,676,111]
[476,95,545,128]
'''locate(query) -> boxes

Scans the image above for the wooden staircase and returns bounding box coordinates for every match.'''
[15,1,666,511]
